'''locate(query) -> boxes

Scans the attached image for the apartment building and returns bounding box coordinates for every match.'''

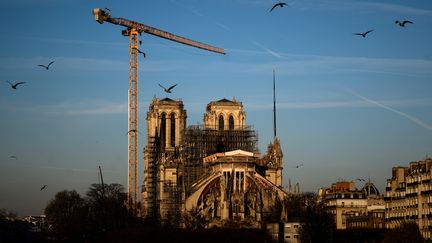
[385,158,432,240]
[319,180,384,230]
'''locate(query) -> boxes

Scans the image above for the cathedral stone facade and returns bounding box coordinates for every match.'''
[141,97,287,227]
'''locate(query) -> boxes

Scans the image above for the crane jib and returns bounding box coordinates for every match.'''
[110,18,225,55]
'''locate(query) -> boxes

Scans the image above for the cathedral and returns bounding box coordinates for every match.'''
[141,97,288,227]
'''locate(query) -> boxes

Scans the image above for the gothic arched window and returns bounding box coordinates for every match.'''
[218,115,224,130]
[170,113,176,147]
[229,115,234,130]
[160,113,166,148]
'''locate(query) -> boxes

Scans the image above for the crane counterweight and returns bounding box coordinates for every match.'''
[92,8,109,24]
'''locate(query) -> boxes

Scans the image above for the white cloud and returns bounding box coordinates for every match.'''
[246,96,432,110]
[36,99,128,116]
[232,51,432,76]
[2,50,431,83]
[357,2,432,16]
[0,56,128,71]
[27,36,125,47]
[293,0,432,16]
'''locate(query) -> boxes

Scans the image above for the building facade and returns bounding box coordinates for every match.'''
[141,97,288,226]
[266,222,301,243]
[385,158,432,240]
[318,180,384,230]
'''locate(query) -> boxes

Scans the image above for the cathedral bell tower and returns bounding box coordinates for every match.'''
[142,96,187,219]
[204,98,246,130]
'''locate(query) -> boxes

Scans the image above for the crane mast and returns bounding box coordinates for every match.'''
[92,8,225,213]
[124,28,139,212]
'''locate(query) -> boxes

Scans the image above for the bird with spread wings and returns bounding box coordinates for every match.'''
[158,83,178,93]
[6,81,25,89]
[395,20,413,27]
[270,2,288,12]
[38,60,55,70]
[354,29,374,38]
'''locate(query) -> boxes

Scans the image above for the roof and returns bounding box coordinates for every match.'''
[207,98,242,107]
[160,97,175,102]
[203,149,260,163]
[215,98,234,103]
[362,182,380,196]
[225,149,255,157]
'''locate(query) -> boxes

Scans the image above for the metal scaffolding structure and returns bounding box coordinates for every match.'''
[181,125,258,195]
[142,123,258,220]
[143,133,160,219]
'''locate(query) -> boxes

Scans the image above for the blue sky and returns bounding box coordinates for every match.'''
[1,0,431,216]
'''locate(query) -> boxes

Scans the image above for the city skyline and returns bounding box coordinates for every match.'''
[1,0,431,216]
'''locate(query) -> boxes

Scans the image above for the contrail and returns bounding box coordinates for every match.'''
[251,41,284,59]
[348,89,432,131]
[5,161,119,174]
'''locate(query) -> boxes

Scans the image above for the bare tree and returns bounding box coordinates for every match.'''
[86,183,133,232]
[44,190,87,240]
[299,196,336,243]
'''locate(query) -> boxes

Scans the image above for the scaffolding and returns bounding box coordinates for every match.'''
[143,123,258,221]
[160,180,182,226]
[181,125,258,195]
[143,132,161,220]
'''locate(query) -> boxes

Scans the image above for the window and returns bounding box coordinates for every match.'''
[218,115,224,130]
[160,113,166,147]
[229,115,234,130]
[170,113,175,147]
[223,171,231,188]
[235,171,244,192]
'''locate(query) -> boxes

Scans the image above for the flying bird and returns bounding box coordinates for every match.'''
[395,20,413,27]
[158,83,178,93]
[354,29,374,38]
[356,178,365,182]
[270,2,288,12]
[38,60,55,70]
[6,81,25,89]
[9,155,17,159]
[293,163,303,168]
[40,185,47,191]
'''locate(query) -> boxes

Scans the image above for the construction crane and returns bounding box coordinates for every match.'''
[92,8,225,212]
